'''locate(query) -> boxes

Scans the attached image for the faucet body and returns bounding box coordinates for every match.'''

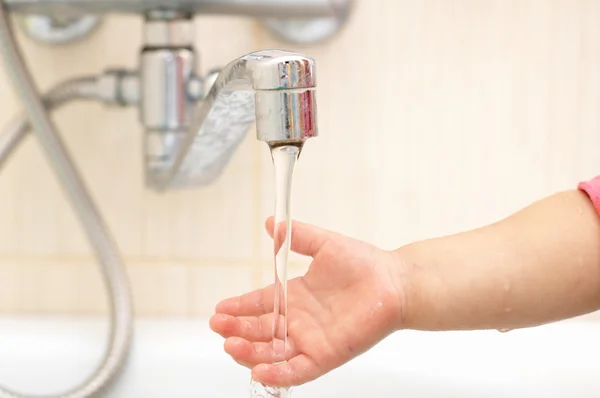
[136,13,317,190]
[161,49,317,190]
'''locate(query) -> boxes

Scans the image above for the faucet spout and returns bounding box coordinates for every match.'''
[146,49,317,190]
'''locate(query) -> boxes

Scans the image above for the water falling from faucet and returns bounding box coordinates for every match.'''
[250,143,301,398]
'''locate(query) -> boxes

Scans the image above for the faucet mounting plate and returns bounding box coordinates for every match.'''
[17,13,101,45]
[262,16,349,45]
[261,0,353,44]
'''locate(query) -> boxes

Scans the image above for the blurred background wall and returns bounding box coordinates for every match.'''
[1,0,599,319]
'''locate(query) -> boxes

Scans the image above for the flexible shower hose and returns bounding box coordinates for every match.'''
[0,3,133,397]
[0,76,99,168]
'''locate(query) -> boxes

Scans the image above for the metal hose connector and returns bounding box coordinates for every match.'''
[0,3,133,397]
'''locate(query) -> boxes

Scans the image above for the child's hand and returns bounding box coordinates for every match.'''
[209,190,600,389]
[210,218,406,387]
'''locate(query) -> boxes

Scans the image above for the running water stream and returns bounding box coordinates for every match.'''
[249,143,301,398]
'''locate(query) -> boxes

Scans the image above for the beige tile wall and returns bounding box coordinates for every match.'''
[1,0,600,319]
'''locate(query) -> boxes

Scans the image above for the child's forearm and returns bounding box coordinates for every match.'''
[397,190,600,331]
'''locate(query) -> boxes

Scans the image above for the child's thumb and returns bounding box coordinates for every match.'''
[265,217,330,257]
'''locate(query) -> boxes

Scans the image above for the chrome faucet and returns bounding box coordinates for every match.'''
[139,13,318,190]
[0,1,348,397]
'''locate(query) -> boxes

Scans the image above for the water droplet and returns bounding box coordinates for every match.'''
[578,207,583,215]
[578,255,584,268]
[504,307,512,313]
[371,301,383,315]
[503,281,511,292]
[498,328,512,333]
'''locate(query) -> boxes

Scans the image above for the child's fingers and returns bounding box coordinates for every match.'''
[215,285,275,316]
[224,337,297,366]
[251,354,320,387]
[265,217,331,258]
[210,313,285,342]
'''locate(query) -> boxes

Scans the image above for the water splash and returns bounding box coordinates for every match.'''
[250,379,291,398]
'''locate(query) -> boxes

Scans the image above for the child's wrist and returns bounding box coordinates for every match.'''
[393,237,454,332]
[388,242,435,331]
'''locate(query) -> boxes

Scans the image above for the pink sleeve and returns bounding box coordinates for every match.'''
[578,176,600,216]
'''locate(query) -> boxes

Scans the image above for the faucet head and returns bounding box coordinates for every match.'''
[250,50,318,147]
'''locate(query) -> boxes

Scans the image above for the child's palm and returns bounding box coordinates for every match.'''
[210,219,402,387]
